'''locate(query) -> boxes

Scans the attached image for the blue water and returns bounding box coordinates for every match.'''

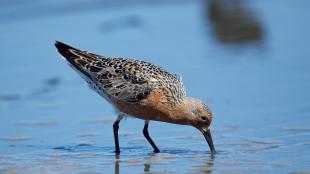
[0,0,310,173]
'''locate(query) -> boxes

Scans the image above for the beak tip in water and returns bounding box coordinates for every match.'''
[202,128,216,153]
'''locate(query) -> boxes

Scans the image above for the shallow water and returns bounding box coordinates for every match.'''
[1,0,310,173]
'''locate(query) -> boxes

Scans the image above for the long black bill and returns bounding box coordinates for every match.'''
[203,128,216,153]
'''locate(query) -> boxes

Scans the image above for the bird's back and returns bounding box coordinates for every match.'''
[55,41,186,108]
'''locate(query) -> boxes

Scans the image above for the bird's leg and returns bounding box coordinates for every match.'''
[113,115,124,153]
[143,120,160,153]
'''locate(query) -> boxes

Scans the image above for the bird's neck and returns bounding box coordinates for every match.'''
[166,97,197,125]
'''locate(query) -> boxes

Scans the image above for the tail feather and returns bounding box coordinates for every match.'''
[55,41,112,82]
[55,41,94,79]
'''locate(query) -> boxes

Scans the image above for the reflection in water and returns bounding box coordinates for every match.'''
[190,153,215,174]
[115,154,120,174]
[206,0,263,45]
[142,153,159,173]
[114,153,215,174]
[114,154,154,174]
[144,163,150,172]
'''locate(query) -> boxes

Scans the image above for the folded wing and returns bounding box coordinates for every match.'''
[55,41,185,105]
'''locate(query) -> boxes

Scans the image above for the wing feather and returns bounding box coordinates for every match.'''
[55,41,185,105]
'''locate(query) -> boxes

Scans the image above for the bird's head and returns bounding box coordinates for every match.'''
[181,98,216,153]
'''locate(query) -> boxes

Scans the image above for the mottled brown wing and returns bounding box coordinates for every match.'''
[55,41,181,103]
[93,58,162,102]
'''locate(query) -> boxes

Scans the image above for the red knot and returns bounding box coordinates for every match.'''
[55,41,215,153]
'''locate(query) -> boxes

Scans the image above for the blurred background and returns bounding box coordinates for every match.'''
[0,0,309,173]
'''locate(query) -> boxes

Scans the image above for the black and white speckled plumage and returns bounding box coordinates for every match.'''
[55,41,186,107]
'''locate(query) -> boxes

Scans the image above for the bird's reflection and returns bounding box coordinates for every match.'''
[204,153,215,174]
[190,153,215,174]
[114,154,120,174]
[144,163,151,172]
[114,153,155,174]
[114,152,215,174]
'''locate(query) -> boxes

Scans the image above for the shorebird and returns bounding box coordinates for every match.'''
[55,41,215,153]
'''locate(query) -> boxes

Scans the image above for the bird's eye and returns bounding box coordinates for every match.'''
[201,116,207,121]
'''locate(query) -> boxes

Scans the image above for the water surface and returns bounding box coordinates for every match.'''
[0,0,310,173]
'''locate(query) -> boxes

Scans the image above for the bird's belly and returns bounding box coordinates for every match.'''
[111,99,172,123]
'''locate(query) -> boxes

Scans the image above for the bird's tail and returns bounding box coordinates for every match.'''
[55,41,106,80]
